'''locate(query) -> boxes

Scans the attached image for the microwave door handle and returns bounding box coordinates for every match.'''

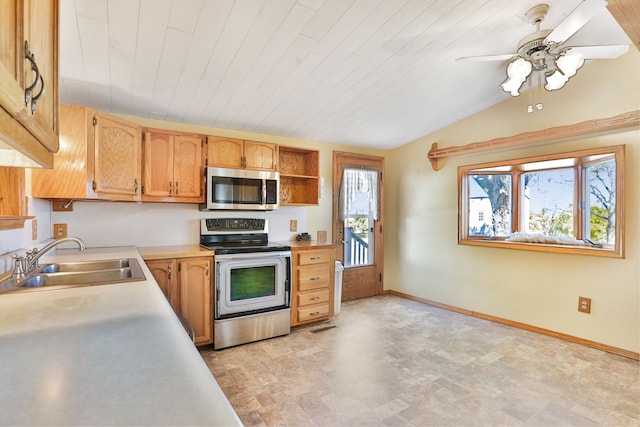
[262,181,267,204]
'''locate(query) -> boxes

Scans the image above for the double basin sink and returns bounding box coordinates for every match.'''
[0,258,146,293]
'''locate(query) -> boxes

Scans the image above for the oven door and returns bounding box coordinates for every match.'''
[215,251,291,319]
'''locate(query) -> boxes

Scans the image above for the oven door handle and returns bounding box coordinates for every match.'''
[214,251,291,260]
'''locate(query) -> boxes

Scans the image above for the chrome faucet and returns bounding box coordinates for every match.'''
[12,237,87,279]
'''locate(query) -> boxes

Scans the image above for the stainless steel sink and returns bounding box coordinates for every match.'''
[39,258,132,273]
[0,258,146,293]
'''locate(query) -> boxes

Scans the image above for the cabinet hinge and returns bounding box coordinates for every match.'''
[92,180,97,191]
[92,116,97,126]
[141,185,145,195]
[379,273,382,282]
[178,263,181,273]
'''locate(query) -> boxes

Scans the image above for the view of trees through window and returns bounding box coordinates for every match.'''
[523,168,575,237]
[463,147,621,252]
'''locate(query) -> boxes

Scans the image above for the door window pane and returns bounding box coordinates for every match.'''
[344,192,374,267]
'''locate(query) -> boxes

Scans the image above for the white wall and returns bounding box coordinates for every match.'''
[385,48,640,353]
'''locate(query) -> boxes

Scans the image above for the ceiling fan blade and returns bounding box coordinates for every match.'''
[456,53,516,62]
[545,0,607,45]
[566,44,630,58]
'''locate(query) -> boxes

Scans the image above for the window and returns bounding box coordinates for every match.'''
[339,165,380,267]
[458,145,624,257]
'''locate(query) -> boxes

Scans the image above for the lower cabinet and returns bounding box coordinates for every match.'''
[146,256,213,346]
[290,248,334,326]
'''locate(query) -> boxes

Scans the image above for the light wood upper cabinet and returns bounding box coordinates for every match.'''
[31,104,142,201]
[142,128,204,203]
[0,0,59,168]
[207,136,277,171]
[93,113,141,197]
[0,167,30,230]
[243,140,278,170]
[278,146,319,206]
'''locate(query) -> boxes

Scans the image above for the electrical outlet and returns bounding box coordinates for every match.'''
[32,220,37,240]
[52,201,73,211]
[578,296,591,314]
[290,220,297,232]
[54,223,68,239]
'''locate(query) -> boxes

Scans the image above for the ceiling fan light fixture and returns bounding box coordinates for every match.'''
[545,69,568,91]
[556,50,585,77]
[502,57,533,96]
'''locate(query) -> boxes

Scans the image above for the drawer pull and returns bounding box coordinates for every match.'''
[309,256,320,260]
[309,311,320,316]
[309,276,321,281]
[309,296,320,301]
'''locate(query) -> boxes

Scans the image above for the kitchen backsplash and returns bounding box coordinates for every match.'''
[50,201,307,247]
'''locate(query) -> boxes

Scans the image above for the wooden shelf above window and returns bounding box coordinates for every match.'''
[427,110,639,171]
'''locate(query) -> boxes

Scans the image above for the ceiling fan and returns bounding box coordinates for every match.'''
[458,0,630,97]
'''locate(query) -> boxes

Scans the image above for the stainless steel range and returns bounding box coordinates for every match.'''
[200,218,291,349]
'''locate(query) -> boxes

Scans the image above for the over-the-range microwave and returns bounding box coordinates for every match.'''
[201,167,279,211]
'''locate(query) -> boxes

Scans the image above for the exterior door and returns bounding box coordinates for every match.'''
[332,151,384,301]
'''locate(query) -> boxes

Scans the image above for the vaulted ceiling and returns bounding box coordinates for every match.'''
[59,0,632,149]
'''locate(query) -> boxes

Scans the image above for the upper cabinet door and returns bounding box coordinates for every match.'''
[143,131,174,198]
[207,136,277,171]
[23,0,58,144]
[0,0,59,168]
[243,140,277,171]
[173,134,202,199]
[93,113,141,198]
[207,136,244,169]
[141,128,204,203]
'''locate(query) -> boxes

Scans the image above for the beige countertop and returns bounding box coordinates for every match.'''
[0,246,240,426]
[281,240,336,250]
[138,244,214,260]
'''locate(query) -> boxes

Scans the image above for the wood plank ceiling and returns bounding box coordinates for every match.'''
[59,0,632,149]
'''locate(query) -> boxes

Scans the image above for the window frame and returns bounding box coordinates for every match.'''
[458,145,625,258]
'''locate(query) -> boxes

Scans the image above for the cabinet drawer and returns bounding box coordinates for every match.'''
[297,250,331,266]
[298,266,330,290]
[298,289,329,306]
[297,304,329,323]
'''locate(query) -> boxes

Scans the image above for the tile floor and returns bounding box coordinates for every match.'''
[200,295,639,426]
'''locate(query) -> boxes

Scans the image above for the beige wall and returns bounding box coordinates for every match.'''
[385,48,640,353]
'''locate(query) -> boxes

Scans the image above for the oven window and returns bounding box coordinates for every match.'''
[230,265,276,300]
